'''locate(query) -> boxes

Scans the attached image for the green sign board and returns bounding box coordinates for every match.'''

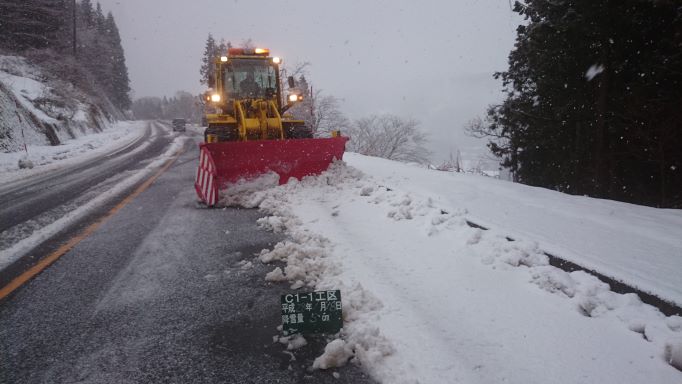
[281,290,342,335]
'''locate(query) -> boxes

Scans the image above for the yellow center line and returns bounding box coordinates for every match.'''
[0,148,185,301]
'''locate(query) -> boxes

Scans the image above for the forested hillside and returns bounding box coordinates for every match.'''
[0,0,130,110]
[0,0,131,152]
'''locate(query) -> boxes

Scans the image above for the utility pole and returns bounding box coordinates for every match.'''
[310,85,314,117]
[72,0,77,57]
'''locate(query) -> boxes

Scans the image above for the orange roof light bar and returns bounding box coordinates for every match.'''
[227,47,270,57]
[228,47,244,56]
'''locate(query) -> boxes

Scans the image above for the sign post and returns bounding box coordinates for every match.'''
[281,290,342,335]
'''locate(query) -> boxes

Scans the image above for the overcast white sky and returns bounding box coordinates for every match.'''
[98,0,522,163]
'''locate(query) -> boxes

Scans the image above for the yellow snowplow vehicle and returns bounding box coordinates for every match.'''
[195,47,347,206]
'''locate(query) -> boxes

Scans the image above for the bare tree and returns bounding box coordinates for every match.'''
[282,61,310,83]
[240,38,255,50]
[464,113,518,178]
[347,114,430,164]
[435,149,462,172]
[464,116,490,139]
[308,92,350,136]
[278,62,350,136]
[286,79,349,136]
[280,62,310,117]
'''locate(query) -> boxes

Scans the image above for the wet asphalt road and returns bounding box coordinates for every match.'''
[0,121,168,233]
[0,121,176,287]
[0,132,374,383]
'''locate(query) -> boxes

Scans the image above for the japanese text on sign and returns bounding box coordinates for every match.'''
[280,290,342,335]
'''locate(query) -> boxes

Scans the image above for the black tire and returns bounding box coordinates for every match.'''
[285,125,313,139]
[205,124,239,142]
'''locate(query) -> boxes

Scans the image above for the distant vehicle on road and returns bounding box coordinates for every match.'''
[172,118,186,132]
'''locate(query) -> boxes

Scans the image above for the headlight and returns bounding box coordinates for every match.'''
[272,57,281,64]
[288,94,299,102]
[220,56,228,62]
[211,94,221,102]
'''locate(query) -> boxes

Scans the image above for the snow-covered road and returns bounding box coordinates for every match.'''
[238,154,682,384]
[0,133,373,384]
[0,121,184,282]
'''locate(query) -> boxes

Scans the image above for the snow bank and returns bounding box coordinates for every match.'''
[223,157,682,383]
[0,120,146,185]
[344,153,682,308]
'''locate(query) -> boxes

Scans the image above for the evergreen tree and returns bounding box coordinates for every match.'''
[482,0,682,207]
[199,35,235,87]
[94,2,105,31]
[0,0,67,50]
[80,0,94,27]
[200,34,217,86]
[103,11,131,109]
[217,38,232,56]
[0,0,132,112]
[71,2,130,109]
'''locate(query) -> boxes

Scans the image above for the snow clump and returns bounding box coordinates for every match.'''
[17,158,34,169]
[218,171,280,207]
[312,339,354,370]
[278,334,308,351]
[666,339,682,371]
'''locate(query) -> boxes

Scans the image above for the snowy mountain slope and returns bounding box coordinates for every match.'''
[0,55,115,153]
[226,154,682,383]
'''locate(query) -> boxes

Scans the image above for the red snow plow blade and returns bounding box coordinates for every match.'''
[195,137,348,206]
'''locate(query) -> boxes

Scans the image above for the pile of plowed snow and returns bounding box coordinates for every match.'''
[221,155,682,384]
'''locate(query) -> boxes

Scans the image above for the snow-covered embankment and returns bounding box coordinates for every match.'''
[224,153,682,384]
[1,55,120,160]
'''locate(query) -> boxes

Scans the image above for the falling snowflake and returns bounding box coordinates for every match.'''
[585,64,605,81]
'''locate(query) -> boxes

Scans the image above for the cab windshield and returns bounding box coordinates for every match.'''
[224,59,276,99]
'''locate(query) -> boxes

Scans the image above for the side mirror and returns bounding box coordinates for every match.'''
[287,76,296,88]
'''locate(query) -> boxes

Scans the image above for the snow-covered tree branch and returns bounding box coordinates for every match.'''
[347,114,430,164]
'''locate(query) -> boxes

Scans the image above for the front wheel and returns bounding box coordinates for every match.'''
[284,124,313,139]
[204,124,239,142]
